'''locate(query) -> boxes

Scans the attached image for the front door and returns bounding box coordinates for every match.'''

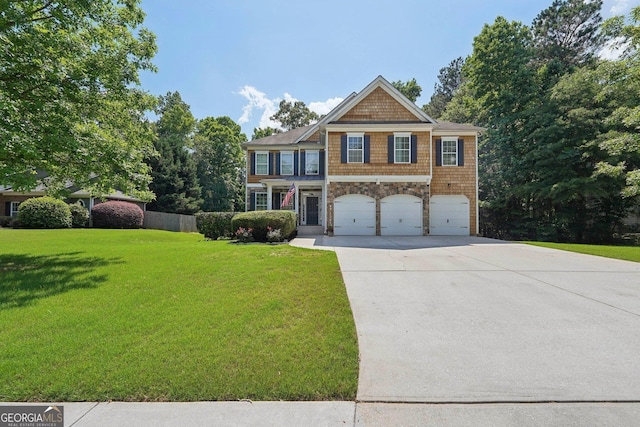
[306,197,319,225]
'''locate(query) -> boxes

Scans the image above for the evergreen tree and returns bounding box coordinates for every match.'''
[147,92,202,214]
[194,117,247,212]
[423,57,465,119]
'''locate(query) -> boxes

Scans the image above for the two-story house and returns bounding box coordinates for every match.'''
[242,76,482,236]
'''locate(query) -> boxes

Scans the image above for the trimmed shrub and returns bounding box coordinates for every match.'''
[69,203,90,228]
[0,216,13,227]
[92,201,144,229]
[231,211,296,242]
[195,212,236,239]
[17,196,72,229]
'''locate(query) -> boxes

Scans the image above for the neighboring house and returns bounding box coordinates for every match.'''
[0,184,146,218]
[242,75,482,236]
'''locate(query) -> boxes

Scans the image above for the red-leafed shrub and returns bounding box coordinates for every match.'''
[91,201,144,229]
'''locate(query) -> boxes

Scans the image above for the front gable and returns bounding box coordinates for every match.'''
[321,75,434,126]
[337,87,420,123]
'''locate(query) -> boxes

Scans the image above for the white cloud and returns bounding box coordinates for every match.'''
[309,97,344,116]
[607,0,630,15]
[236,85,281,129]
[237,87,344,131]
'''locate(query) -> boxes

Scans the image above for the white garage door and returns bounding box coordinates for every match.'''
[334,194,376,236]
[429,195,470,235]
[381,195,423,236]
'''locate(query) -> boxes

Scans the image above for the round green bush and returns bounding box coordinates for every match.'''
[70,203,90,228]
[91,201,144,229]
[17,196,72,229]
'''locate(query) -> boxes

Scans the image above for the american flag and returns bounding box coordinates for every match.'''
[281,183,296,208]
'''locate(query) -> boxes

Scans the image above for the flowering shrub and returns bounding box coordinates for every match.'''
[235,227,254,243]
[266,227,284,243]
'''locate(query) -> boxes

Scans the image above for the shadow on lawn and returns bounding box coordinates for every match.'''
[0,252,123,309]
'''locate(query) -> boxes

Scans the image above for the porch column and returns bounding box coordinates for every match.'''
[266,184,272,210]
[294,184,299,223]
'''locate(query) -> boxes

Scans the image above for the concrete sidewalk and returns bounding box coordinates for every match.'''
[4,401,640,426]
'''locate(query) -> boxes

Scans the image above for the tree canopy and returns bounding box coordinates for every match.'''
[194,116,247,212]
[422,57,465,119]
[146,92,202,214]
[455,2,639,242]
[391,78,422,103]
[0,0,158,199]
[270,100,319,131]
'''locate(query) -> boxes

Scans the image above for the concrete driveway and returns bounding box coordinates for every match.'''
[293,236,640,406]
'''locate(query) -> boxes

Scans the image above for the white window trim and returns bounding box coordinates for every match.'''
[255,151,269,176]
[442,137,458,167]
[305,150,320,175]
[10,201,20,217]
[255,192,268,210]
[394,132,411,164]
[347,132,364,164]
[280,151,294,176]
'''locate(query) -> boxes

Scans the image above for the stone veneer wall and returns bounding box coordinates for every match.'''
[327,182,429,235]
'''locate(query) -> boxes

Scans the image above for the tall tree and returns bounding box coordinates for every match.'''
[147,92,202,214]
[194,117,247,212]
[252,127,281,140]
[532,0,605,70]
[592,7,640,199]
[391,78,422,103]
[422,57,465,119]
[0,0,157,200]
[270,100,319,131]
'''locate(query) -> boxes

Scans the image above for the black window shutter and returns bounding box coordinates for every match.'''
[4,202,11,216]
[275,152,281,175]
[250,152,256,175]
[387,135,394,163]
[268,152,274,175]
[411,135,418,163]
[319,151,325,175]
[274,193,281,210]
[250,193,255,211]
[341,135,347,163]
[300,151,305,176]
[435,139,442,166]
[458,138,464,166]
[364,135,371,163]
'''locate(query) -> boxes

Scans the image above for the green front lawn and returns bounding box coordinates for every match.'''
[0,229,358,402]
[524,241,640,263]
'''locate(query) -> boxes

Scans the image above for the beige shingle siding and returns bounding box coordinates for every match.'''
[328,131,431,176]
[430,135,477,235]
[337,87,420,122]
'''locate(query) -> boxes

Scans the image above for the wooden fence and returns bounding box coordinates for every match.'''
[143,211,198,233]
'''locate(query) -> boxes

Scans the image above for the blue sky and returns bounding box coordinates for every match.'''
[138,0,639,137]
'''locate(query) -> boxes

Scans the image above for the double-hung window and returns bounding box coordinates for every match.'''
[347,133,364,163]
[255,152,269,175]
[280,151,294,175]
[255,192,267,210]
[442,138,458,166]
[305,150,319,175]
[10,202,20,217]
[394,133,411,163]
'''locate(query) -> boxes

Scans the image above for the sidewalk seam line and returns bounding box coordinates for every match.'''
[68,402,100,427]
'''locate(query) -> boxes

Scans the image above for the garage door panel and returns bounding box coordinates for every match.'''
[430,195,470,236]
[334,195,376,235]
[381,195,423,236]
